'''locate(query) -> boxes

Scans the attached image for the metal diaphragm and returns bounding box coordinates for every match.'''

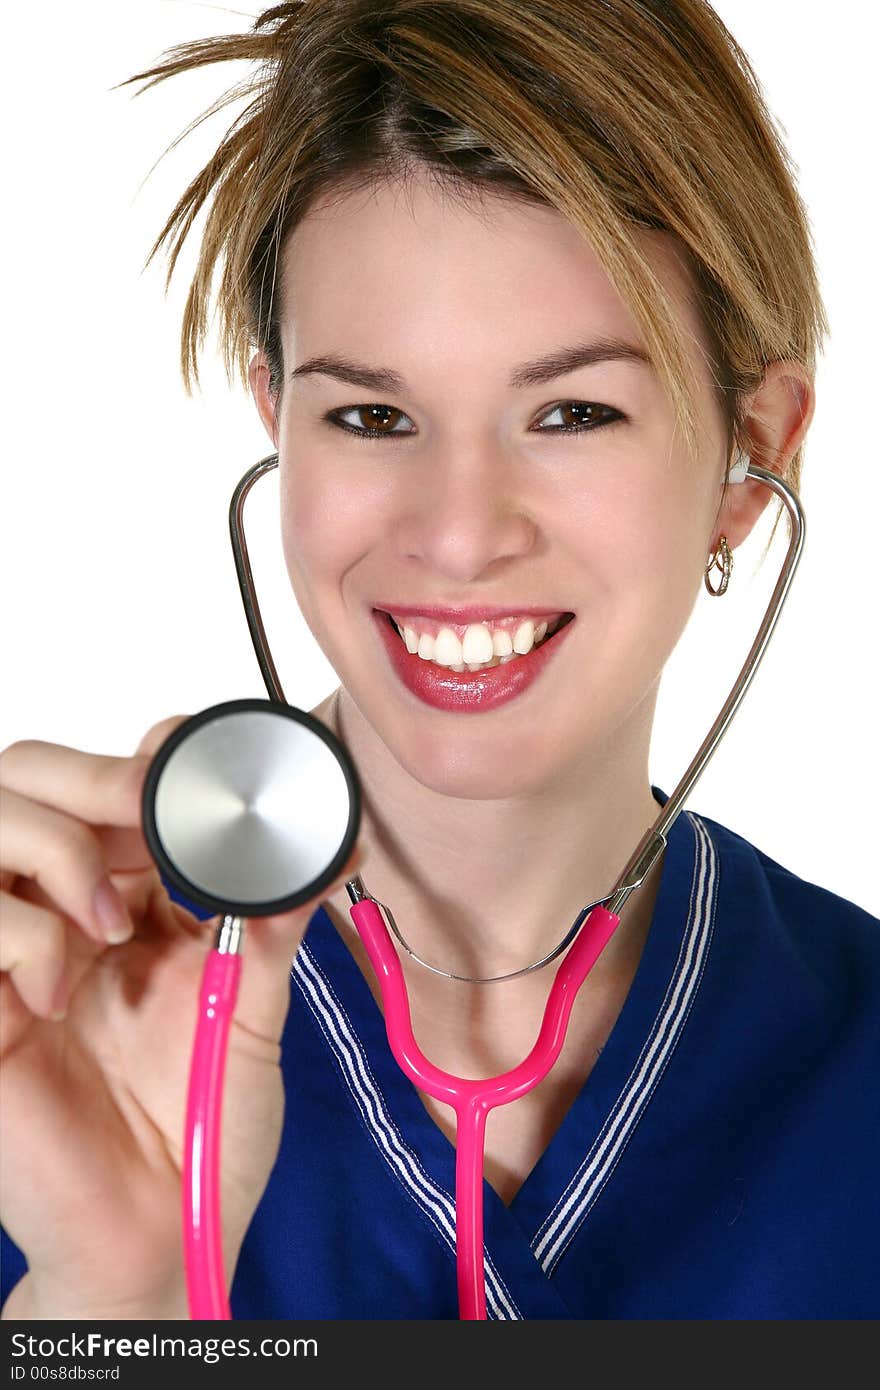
[141,698,360,918]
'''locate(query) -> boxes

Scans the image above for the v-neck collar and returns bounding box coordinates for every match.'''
[291,789,717,1315]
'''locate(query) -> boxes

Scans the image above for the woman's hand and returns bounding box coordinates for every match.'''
[0,715,361,1320]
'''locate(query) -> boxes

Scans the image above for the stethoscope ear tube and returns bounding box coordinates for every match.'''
[229,455,286,704]
[606,462,805,920]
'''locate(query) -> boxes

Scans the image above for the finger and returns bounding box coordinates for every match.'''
[0,740,148,831]
[0,825,153,896]
[96,824,155,873]
[0,788,135,945]
[134,714,191,760]
[0,891,75,1020]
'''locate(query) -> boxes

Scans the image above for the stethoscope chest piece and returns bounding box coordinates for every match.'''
[141,698,361,918]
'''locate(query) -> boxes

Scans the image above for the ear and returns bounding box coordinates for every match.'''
[248,350,281,449]
[713,361,815,551]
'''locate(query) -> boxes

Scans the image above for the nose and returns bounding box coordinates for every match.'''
[392,440,537,584]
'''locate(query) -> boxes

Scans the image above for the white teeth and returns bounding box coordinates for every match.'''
[461,622,494,664]
[389,611,569,672]
[432,627,463,667]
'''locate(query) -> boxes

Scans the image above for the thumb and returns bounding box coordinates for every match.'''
[230,840,366,1042]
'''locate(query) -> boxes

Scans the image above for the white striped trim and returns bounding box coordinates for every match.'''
[531,811,719,1275]
[291,942,522,1320]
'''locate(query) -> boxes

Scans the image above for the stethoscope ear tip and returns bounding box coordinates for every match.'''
[727,453,750,485]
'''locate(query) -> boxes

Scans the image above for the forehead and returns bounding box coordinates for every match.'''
[280,172,707,374]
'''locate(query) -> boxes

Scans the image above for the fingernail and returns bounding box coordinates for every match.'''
[94,877,134,943]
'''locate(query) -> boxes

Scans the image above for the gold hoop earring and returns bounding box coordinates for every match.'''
[705,535,733,596]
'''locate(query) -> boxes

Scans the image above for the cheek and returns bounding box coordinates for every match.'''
[559,469,709,672]
[561,463,706,582]
[279,461,361,592]
[278,459,387,621]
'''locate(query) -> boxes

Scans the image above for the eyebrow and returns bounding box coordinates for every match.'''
[289,336,653,393]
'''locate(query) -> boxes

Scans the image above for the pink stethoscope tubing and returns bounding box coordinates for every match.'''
[349,895,620,1319]
[183,898,619,1320]
[183,949,242,1321]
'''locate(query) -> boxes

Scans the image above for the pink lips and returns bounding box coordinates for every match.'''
[372,609,575,713]
[372,602,566,623]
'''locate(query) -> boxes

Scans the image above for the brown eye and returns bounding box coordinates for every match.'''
[328,404,414,439]
[536,402,624,433]
[324,399,625,443]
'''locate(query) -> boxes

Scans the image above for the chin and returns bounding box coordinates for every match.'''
[383,719,571,801]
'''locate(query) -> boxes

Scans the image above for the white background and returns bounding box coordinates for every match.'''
[1,2,877,916]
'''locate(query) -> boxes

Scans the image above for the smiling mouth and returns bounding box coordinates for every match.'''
[376,610,575,673]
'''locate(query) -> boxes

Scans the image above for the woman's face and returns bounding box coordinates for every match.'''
[253,174,728,799]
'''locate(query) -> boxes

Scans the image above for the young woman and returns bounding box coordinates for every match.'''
[1,0,877,1320]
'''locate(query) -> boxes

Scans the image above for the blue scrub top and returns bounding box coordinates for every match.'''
[3,792,879,1319]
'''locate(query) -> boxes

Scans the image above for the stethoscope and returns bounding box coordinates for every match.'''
[141,450,804,1320]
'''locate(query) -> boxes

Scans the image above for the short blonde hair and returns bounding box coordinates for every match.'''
[121,0,828,500]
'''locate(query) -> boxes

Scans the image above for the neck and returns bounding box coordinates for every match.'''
[321,686,664,981]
